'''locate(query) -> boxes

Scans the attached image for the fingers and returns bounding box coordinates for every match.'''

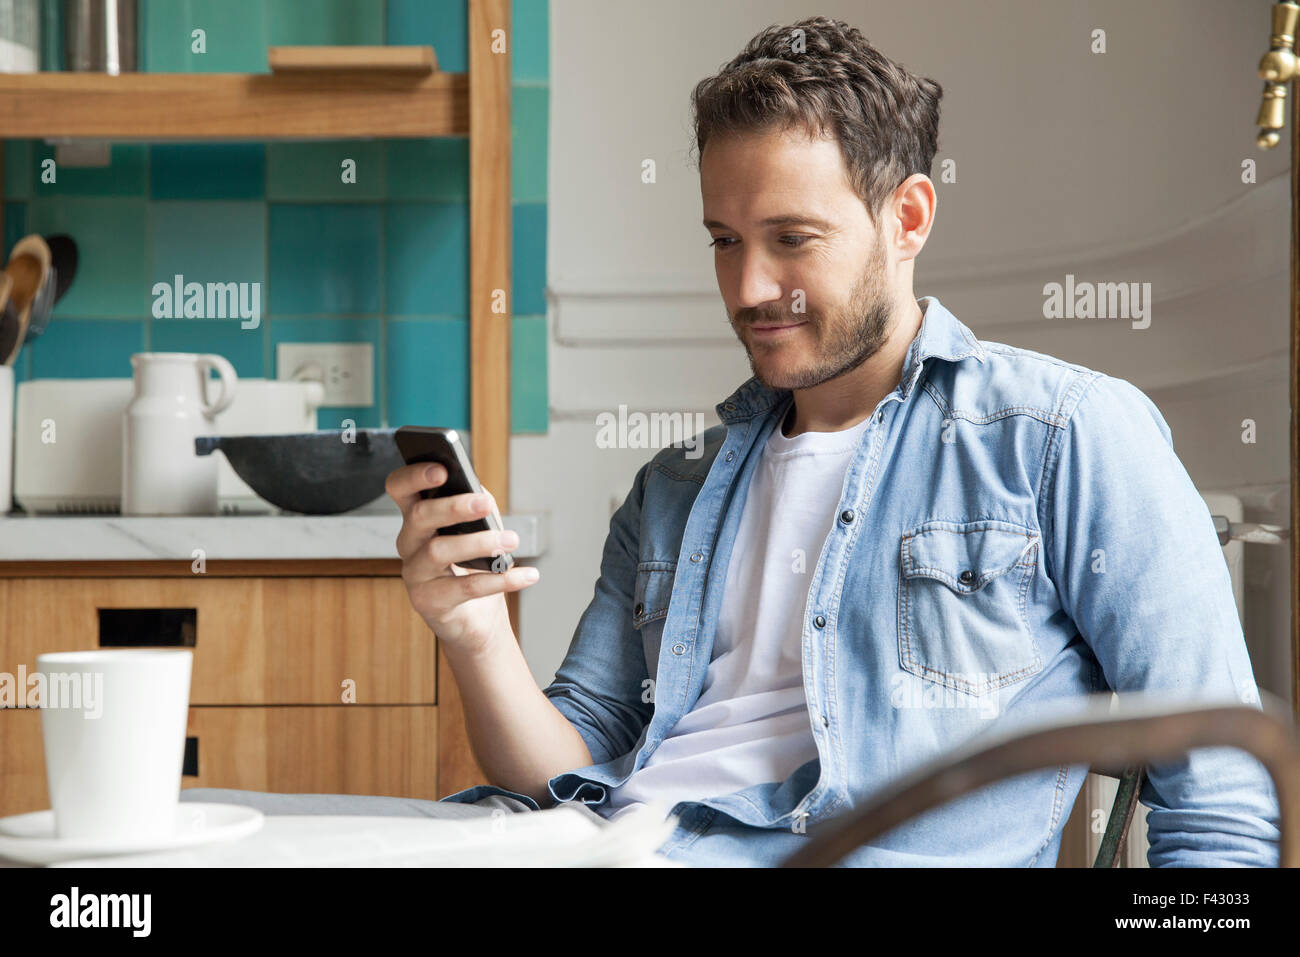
[385,462,446,513]
[403,527,519,582]
[394,485,499,561]
[406,562,541,615]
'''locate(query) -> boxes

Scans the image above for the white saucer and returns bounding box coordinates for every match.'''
[0,803,264,865]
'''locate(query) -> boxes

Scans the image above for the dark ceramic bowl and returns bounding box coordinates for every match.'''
[194,428,403,515]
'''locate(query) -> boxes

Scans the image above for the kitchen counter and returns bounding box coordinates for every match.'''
[0,509,547,562]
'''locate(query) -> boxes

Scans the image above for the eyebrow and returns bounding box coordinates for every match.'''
[702,214,835,232]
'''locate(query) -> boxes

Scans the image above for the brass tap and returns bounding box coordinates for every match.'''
[1258,1,1300,148]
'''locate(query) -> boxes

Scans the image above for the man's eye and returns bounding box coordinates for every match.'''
[708,236,811,249]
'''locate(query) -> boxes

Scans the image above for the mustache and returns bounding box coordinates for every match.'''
[734,312,812,326]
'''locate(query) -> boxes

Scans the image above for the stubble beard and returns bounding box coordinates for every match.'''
[735,242,895,392]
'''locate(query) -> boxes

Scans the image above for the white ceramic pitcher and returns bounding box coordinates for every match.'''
[122,353,238,515]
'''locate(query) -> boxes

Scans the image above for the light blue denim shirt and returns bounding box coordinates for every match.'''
[441,295,1281,867]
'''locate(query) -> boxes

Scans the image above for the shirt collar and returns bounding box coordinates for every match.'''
[714,296,986,424]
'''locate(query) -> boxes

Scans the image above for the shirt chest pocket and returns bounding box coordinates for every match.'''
[633,562,676,681]
[898,520,1042,696]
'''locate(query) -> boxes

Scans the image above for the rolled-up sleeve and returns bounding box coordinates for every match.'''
[1043,372,1281,867]
[542,458,656,768]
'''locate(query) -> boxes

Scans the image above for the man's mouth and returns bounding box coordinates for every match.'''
[748,321,807,338]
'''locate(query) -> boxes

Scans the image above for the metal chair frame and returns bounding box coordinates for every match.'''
[1092,764,1146,867]
[780,701,1300,868]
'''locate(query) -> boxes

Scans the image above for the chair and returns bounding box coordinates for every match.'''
[1090,764,1146,868]
[780,698,1300,867]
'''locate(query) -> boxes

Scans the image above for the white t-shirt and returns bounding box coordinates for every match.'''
[597,407,874,822]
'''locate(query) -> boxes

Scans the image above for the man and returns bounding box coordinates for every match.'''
[185,16,1280,867]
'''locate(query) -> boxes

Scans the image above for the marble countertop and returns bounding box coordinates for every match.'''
[0,507,547,562]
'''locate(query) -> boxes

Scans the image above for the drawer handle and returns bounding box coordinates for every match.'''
[97,608,197,647]
[182,736,199,777]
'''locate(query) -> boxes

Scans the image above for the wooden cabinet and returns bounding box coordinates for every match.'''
[3,705,440,814]
[0,577,437,705]
[0,566,479,817]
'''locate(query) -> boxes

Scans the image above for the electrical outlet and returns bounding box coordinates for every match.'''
[276,343,374,407]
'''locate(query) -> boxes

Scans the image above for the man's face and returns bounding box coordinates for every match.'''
[701,127,896,391]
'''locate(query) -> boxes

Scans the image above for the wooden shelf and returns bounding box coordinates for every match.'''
[0,65,467,139]
[0,10,511,800]
[268,44,437,73]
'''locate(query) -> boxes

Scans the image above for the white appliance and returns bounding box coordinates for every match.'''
[13,376,324,514]
[1080,490,1247,868]
[0,0,39,73]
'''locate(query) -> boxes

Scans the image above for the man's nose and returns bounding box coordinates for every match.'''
[733,256,784,311]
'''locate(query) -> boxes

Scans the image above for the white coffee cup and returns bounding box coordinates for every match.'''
[37,649,193,841]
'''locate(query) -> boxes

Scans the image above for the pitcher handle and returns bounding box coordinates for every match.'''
[196,354,238,417]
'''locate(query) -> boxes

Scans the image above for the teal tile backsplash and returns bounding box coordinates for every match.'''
[143,0,270,73]
[2,0,549,434]
[151,318,266,378]
[268,204,384,315]
[512,85,548,204]
[386,318,469,431]
[3,202,24,261]
[30,144,148,196]
[385,138,469,202]
[3,140,30,198]
[150,143,266,200]
[512,0,550,84]
[266,142,387,201]
[29,319,146,378]
[386,0,467,72]
[266,0,385,47]
[385,203,468,317]
[150,201,267,299]
[25,198,149,318]
[512,202,547,316]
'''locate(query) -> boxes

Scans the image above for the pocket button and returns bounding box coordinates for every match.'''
[898,520,1042,696]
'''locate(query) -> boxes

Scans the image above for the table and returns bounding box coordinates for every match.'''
[3,803,684,867]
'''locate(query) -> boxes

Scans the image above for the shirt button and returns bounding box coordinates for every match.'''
[690,552,703,563]
[814,614,826,628]
[634,602,644,616]
[723,402,736,412]
[840,508,854,524]
[672,643,686,655]
[959,569,975,585]
[821,713,829,727]
[725,450,735,462]
[875,410,884,423]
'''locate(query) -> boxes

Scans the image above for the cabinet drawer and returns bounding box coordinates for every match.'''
[0,577,437,704]
[1,704,440,816]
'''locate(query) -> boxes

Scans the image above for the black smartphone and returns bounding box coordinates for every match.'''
[393,426,515,574]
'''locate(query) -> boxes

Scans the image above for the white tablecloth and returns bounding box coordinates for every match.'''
[23,804,683,868]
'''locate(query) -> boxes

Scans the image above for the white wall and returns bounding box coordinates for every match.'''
[514,0,1292,706]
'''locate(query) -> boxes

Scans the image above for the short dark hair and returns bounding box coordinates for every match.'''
[689,16,943,226]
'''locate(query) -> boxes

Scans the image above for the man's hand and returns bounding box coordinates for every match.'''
[386,462,541,656]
